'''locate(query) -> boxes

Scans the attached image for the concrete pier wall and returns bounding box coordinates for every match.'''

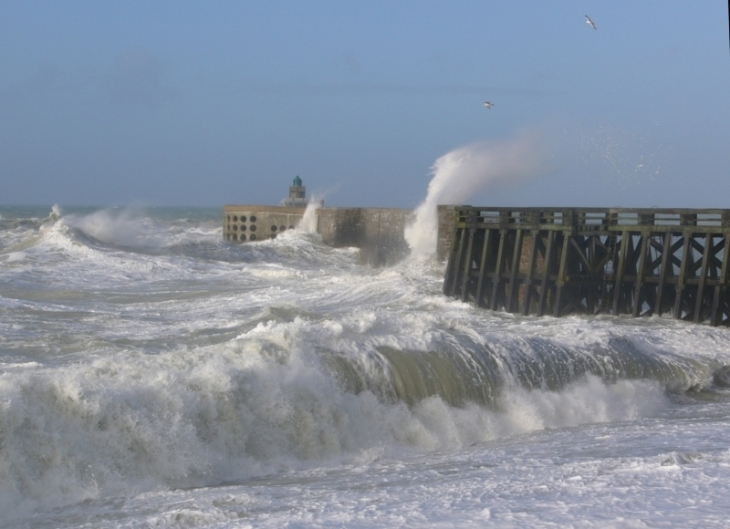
[224,204,460,266]
[317,207,412,267]
[223,205,306,242]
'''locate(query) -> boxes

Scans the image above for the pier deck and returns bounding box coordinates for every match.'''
[443,207,730,326]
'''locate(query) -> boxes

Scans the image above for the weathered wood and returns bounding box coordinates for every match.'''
[537,231,555,316]
[447,227,468,297]
[489,231,507,311]
[694,233,713,323]
[711,235,730,325]
[554,233,571,317]
[599,234,616,313]
[521,231,540,315]
[443,207,730,326]
[474,229,492,308]
[506,230,524,312]
[613,231,629,315]
[460,228,476,302]
[674,234,692,320]
[632,234,650,317]
[654,232,672,316]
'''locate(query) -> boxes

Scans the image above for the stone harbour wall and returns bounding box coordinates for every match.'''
[223,205,306,242]
[224,204,460,266]
[317,207,413,267]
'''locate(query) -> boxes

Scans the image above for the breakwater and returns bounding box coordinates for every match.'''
[316,207,412,266]
[224,205,413,267]
[223,205,305,242]
[443,207,730,326]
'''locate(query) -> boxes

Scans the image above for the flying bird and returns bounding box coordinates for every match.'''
[585,15,597,30]
[483,101,493,109]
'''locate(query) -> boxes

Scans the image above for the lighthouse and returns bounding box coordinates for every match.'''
[281,175,313,207]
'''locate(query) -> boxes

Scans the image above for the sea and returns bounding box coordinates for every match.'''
[1,204,730,528]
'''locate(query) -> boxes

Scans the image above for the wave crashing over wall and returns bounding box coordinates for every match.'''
[405,131,547,258]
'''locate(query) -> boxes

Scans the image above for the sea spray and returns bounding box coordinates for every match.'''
[62,207,169,248]
[40,204,62,228]
[405,132,548,258]
[298,198,323,233]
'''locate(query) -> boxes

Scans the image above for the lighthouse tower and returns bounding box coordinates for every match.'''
[282,176,309,207]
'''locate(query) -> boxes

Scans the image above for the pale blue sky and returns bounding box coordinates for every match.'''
[1,1,729,208]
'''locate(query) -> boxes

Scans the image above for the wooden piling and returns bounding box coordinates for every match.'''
[442,207,730,326]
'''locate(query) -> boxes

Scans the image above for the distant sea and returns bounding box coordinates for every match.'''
[1,205,730,527]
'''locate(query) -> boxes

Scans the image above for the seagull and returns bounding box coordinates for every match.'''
[585,15,597,30]
[483,101,494,109]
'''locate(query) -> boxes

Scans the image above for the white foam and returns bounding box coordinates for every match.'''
[0,336,674,516]
[3,207,730,526]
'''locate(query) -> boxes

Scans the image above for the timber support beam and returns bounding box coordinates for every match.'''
[443,207,730,326]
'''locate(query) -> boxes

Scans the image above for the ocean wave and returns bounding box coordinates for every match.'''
[0,315,727,514]
[2,206,730,518]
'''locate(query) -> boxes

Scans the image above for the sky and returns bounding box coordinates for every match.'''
[1,1,729,208]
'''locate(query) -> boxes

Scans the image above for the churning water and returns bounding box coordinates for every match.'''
[1,205,730,528]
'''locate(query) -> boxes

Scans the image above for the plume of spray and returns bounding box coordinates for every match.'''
[40,204,63,228]
[63,207,168,248]
[296,184,339,233]
[405,131,548,258]
[297,196,324,233]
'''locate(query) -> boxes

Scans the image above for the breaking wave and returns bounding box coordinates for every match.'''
[1,205,729,516]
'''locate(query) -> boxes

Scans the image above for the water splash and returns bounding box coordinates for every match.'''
[297,196,324,233]
[61,208,168,248]
[40,205,62,229]
[405,131,548,258]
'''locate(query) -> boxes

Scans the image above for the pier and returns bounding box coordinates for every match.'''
[442,207,730,326]
[224,176,411,266]
[224,177,410,265]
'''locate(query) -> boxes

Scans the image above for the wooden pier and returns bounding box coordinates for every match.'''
[443,207,730,326]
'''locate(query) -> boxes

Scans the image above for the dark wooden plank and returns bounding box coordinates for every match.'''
[654,232,672,316]
[521,231,540,315]
[632,234,650,317]
[444,227,462,295]
[490,230,507,311]
[673,234,692,319]
[553,233,572,317]
[613,231,629,315]
[570,237,593,273]
[451,228,468,296]
[538,231,555,316]
[506,229,524,312]
[474,228,493,308]
[711,235,730,325]
[693,233,713,323]
[460,228,476,302]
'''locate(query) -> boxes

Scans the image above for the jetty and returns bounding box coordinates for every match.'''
[224,177,411,266]
[442,207,730,326]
